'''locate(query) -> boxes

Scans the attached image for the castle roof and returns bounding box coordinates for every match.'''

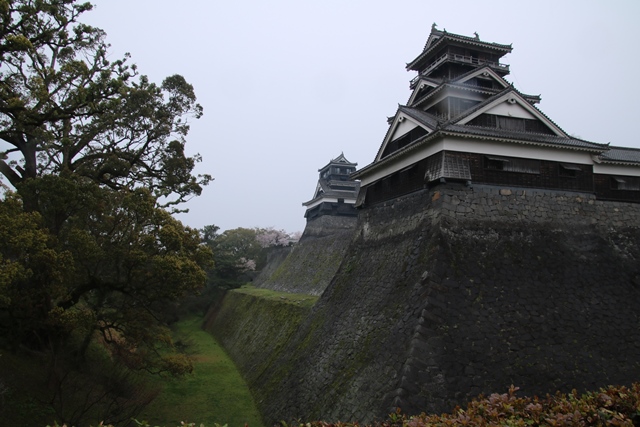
[407,28,512,72]
[597,146,640,165]
[302,179,360,207]
[352,27,640,196]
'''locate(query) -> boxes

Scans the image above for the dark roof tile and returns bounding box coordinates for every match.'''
[598,146,640,165]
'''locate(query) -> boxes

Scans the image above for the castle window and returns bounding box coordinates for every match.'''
[485,156,508,170]
[485,156,540,174]
[611,176,640,191]
[559,163,581,178]
[506,158,540,174]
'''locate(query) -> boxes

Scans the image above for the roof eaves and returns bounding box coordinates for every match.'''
[352,128,609,182]
[440,129,608,152]
[598,146,640,164]
[398,105,441,128]
[352,131,441,180]
[373,106,404,161]
[597,159,640,167]
[407,33,512,71]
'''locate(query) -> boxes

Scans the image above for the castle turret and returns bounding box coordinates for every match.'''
[302,153,360,220]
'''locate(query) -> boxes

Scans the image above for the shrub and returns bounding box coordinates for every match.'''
[283,383,640,427]
[46,383,640,427]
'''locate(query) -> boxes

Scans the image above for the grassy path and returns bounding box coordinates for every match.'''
[138,316,264,427]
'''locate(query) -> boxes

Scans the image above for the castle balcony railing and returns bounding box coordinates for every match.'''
[410,53,509,86]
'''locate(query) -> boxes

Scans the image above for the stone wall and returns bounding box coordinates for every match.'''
[249,183,640,424]
[257,215,358,295]
[252,246,293,287]
[202,289,315,388]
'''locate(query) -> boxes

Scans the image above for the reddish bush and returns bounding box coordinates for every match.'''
[283,383,640,427]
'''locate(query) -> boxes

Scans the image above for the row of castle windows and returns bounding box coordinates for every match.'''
[470,114,555,135]
[484,155,639,189]
[322,167,355,179]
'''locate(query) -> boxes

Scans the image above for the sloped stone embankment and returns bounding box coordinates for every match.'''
[251,184,640,424]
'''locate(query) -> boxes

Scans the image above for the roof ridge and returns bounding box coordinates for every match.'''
[408,28,512,70]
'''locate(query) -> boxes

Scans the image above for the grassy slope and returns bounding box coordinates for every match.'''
[232,285,319,307]
[138,316,264,427]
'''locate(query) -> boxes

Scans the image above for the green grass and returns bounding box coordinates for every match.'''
[138,316,264,427]
[234,284,319,308]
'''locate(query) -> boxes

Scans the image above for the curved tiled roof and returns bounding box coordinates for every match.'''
[303,178,360,207]
[407,29,512,71]
[426,29,513,51]
[398,106,440,128]
[598,146,640,165]
[443,124,607,152]
[399,102,605,152]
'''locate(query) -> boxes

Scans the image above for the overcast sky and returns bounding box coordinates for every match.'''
[84,0,640,233]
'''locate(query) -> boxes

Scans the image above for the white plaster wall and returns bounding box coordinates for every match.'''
[486,102,537,119]
[394,118,419,137]
[593,163,640,177]
[303,197,357,210]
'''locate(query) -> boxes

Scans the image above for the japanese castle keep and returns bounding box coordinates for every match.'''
[208,27,640,425]
[352,25,640,204]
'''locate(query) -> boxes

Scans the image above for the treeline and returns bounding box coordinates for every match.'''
[180,226,301,317]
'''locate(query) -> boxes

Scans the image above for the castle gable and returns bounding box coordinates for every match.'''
[454,66,511,90]
[453,90,563,137]
[407,78,440,105]
[375,109,435,161]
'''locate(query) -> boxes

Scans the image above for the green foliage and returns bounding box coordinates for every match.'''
[0,191,75,345]
[201,226,262,290]
[2,175,212,365]
[0,2,214,424]
[0,0,211,210]
[0,339,159,426]
[0,176,213,425]
[200,226,300,295]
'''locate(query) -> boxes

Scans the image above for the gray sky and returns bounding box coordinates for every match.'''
[85,0,640,233]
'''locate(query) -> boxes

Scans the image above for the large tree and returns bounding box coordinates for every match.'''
[0,0,211,209]
[0,2,213,424]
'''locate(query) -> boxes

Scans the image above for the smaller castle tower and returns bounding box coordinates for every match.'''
[302,154,360,220]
